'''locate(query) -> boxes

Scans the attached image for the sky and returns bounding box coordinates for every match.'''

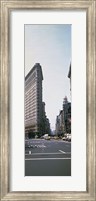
[25,24,71,130]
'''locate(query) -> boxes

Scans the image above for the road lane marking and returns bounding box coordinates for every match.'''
[25,152,63,155]
[59,150,66,154]
[25,158,71,160]
[25,152,71,155]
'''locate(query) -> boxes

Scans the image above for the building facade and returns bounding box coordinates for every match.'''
[55,110,64,136]
[25,63,50,137]
[55,63,71,136]
[63,97,71,134]
[25,63,43,137]
[55,96,71,136]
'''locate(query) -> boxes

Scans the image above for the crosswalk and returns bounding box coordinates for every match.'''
[29,144,46,148]
[36,145,46,148]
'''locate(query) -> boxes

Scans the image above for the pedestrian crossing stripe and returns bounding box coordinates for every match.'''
[37,145,46,148]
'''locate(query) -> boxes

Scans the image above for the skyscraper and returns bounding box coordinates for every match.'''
[55,96,71,135]
[25,63,43,137]
[25,63,51,137]
[63,97,71,134]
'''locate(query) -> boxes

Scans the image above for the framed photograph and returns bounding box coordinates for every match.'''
[24,24,71,177]
[0,0,96,200]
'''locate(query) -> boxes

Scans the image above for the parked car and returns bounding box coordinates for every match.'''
[54,136,59,140]
[62,136,67,141]
[67,135,71,142]
[44,135,51,140]
[62,134,71,141]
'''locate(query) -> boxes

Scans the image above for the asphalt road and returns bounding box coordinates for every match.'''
[25,139,71,176]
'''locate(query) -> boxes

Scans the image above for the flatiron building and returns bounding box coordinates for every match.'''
[25,63,43,136]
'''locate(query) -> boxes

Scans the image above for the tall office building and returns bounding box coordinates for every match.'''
[25,63,43,136]
[63,97,71,134]
[55,97,71,135]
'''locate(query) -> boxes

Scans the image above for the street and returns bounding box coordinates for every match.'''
[25,139,71,176]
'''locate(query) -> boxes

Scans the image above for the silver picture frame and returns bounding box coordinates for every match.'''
[0,0,96,200]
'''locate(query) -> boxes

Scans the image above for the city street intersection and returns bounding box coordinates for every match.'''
[25,139,71,176]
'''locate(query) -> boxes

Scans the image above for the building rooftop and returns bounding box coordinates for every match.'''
[25,63,43,81]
